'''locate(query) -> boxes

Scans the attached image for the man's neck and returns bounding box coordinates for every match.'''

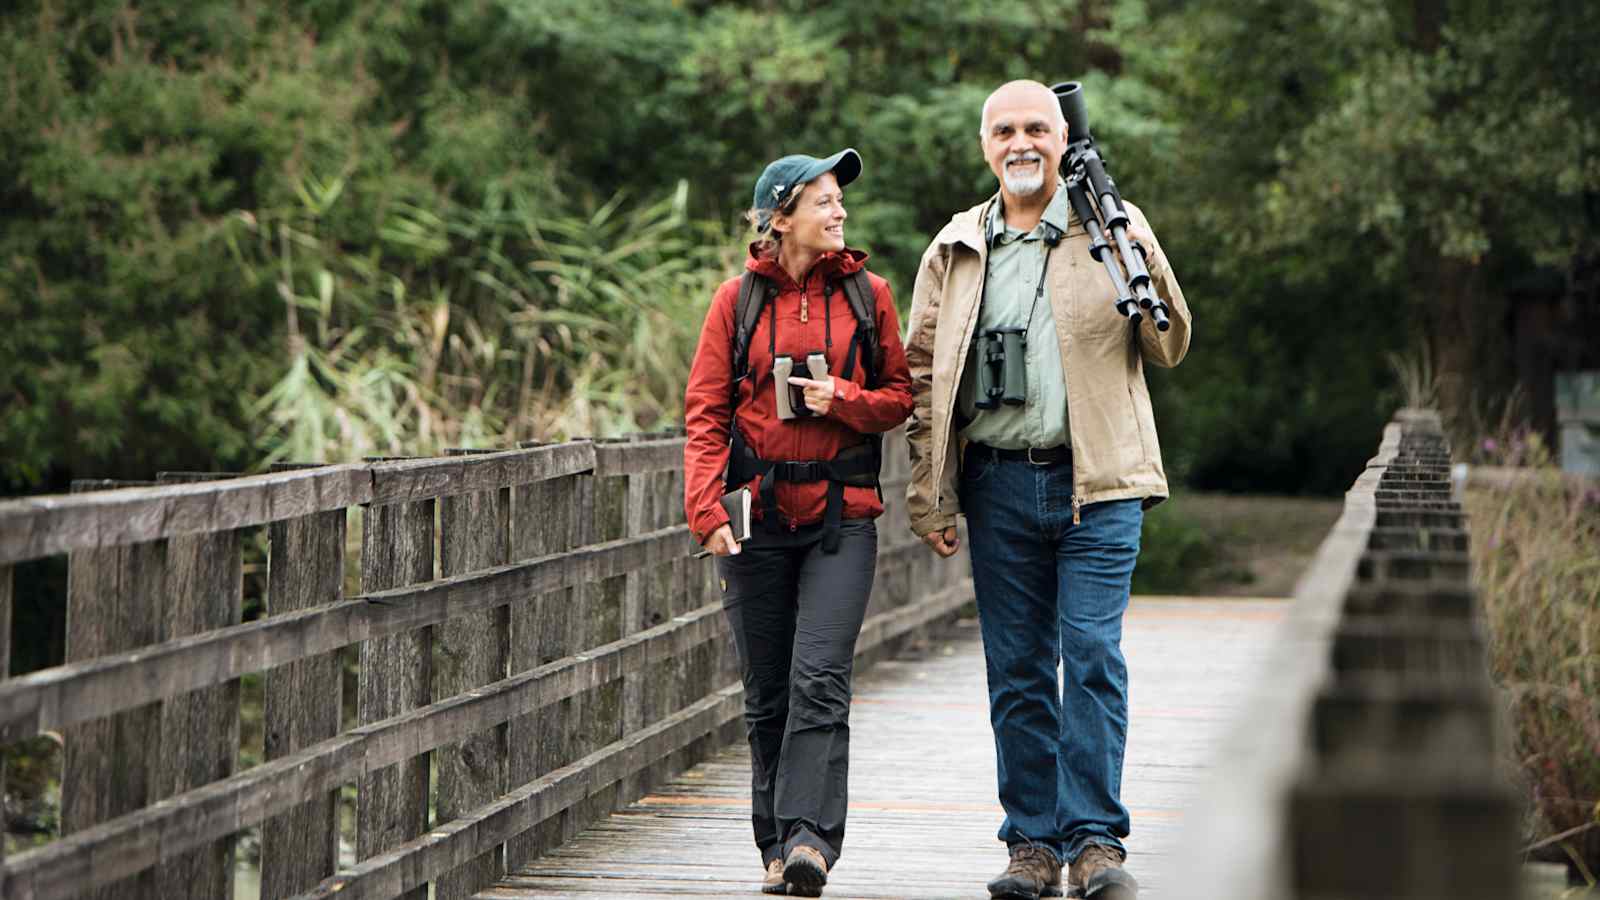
[999,180,1058,234]
[778,243,820,285]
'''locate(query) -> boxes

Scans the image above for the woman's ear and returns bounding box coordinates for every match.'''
[768,211,790,240]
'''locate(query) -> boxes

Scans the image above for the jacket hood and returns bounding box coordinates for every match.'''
[744,244,869,287]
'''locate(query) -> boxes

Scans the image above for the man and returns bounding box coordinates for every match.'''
[903,80,1190,900]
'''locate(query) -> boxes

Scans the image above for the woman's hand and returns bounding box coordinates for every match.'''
[786,376,838,416]
[704,523,741,556]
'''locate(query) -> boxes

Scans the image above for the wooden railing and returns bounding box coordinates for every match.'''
[1176,409,1519,898]
[0,427,970,900]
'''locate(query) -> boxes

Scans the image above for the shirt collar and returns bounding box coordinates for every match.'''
[986,178,1071,247]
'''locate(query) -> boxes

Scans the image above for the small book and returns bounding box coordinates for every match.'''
[694,486,752,558]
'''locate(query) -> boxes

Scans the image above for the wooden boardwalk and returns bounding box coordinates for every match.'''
[475,596,1287,899]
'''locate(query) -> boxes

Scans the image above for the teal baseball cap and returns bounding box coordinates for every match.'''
[751,148,862,232]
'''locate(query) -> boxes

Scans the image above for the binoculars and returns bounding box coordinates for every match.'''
[774,352,829,420]
[975,327,1026,409]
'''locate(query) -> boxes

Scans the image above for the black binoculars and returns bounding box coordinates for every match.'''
[774,352,828,420]
[975,327,1027,409]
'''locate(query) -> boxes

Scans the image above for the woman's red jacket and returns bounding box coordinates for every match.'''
[682,247,914,544]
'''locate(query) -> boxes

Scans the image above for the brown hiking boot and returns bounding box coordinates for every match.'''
[783,845,828,897]
[1068,844,1138,899]
[762,858,787,894]
[987,843,1064,899]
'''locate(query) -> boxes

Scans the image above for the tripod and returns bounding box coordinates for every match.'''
[1052,81,1171,332]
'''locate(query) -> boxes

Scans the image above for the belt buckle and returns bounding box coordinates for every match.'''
[1026,446,1048,466]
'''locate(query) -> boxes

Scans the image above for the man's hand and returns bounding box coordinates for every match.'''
[921,526,960,558]
[1124,221,1161,271]
[786,376,837,416]
[704,524,741,557]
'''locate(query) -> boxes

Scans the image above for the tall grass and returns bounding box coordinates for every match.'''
[1467,431,1600,880]
[226,176,742,466]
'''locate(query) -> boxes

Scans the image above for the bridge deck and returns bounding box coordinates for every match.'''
[475,597,1286,899]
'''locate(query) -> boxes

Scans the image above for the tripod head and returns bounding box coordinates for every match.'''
[1047,79,1172,332]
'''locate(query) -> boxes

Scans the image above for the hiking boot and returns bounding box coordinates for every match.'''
[1068,844,1138,899]
[783,845,828,897]
[762,858,787,894]
[988,843,1064,899]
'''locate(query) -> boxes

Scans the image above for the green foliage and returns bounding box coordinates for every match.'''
[3,0,1598,497]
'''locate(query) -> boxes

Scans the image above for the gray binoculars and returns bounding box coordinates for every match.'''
[975,327,1027,409]
[774,352,828,420]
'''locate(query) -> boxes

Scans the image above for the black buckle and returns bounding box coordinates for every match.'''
[776,460,824,482]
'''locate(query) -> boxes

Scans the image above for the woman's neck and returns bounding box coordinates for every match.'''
[777,242,822,285]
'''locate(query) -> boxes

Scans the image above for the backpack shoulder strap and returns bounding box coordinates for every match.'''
[732,271,771,383]
[838,269,879,388]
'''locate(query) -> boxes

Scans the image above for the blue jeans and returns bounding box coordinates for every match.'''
[959,446,1143,864]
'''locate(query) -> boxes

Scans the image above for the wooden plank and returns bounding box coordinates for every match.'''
[0,465,371,565]
[0,525,697,743]
[473,594,1265,900]
[288,686,749,900]
[582,455,629,828]
[260,497,346,898]
[1,603,732,900]
[152,472,244,900]
[591,438,684,477]
[60,480,164,900]
[436,451,512,899]
[369,442,595,506]
[358,499,434,900]
[506,470,582,870]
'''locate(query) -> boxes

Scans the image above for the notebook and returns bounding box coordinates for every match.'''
[694,486,752,557]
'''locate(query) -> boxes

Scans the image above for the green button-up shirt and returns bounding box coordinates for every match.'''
[956,180,1071,450]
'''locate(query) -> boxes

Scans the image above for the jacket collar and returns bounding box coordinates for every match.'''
[744,245,868,288]
[936,181,1084,253]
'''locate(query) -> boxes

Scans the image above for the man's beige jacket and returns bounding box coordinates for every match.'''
[904,193,1191,536]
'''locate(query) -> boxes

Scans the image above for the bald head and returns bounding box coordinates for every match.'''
[979,80,1065,138]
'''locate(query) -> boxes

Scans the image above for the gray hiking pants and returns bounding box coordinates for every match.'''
[715,517,877,868]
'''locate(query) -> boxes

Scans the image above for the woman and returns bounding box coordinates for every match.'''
[682,149,914,896]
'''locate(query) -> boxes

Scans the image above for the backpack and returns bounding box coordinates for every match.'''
[723,268,883,553]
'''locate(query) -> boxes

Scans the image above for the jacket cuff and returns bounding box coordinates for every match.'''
[829,378,861,409]
[691,505,732,545]
[909,508,958,538]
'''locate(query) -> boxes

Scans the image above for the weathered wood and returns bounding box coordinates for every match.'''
[0,465,371,565]
[2,602,731,900]
[358,499,434,900]
[60,480,163,900]
[506,470,582,869]
[151,472,243,900]
[0,524,697,743]
[261,498,347,898]
[368,442,595,505]
[583,454,630,827]
[436,451,512,899]
[290,686,748,900]
[0,443,600,567]
[591,438,684,477]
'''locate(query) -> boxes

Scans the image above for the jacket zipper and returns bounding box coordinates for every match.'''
[1072,494,1082,526]
[800,272,810,323]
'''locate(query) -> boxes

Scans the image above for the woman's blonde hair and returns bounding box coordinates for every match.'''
[744,181,808,259]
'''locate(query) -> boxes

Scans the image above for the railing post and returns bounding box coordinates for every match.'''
[260,463,346,898]
[61,479,162,900]
[585,439,629,821]
[357,493,435,900]
[506,442,584,868]
[434,448,512,898]
[151,472,243,899]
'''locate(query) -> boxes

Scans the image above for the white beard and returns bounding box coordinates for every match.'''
[1002,151,1046,196]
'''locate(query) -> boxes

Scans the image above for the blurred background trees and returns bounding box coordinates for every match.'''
[4,0,1596,494]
